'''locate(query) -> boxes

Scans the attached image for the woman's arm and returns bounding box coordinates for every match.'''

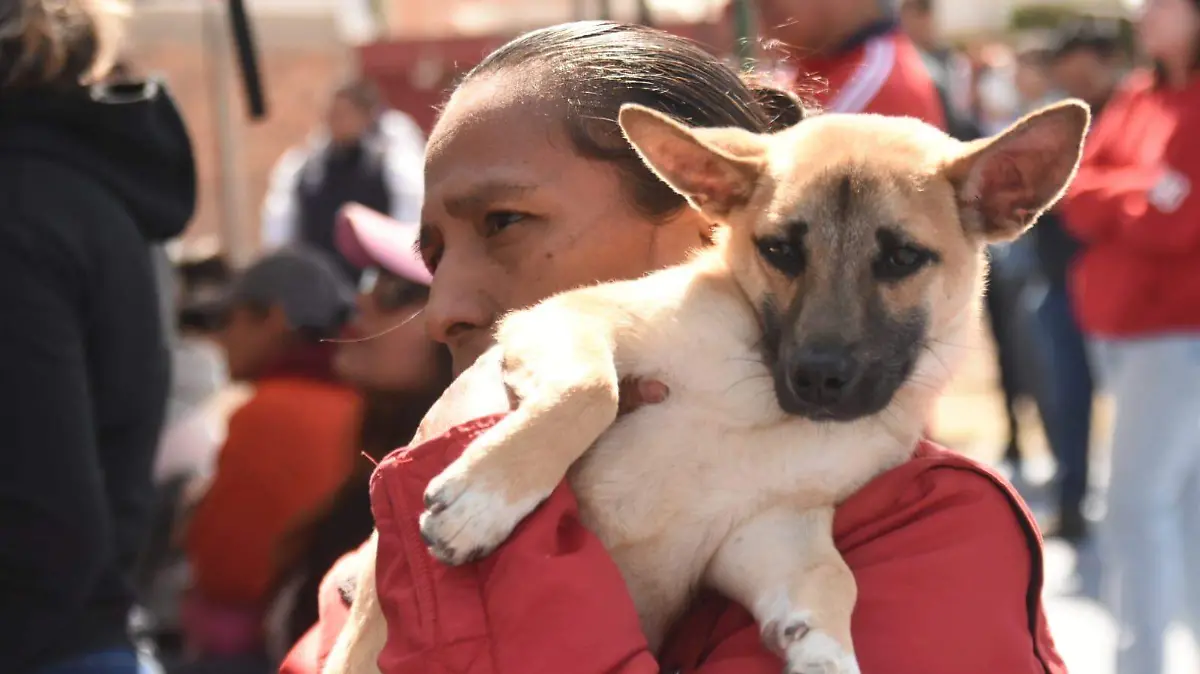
[1060,78,1200,254]
[675,457,1064,674]
[311,414,1063,674]
[1065,131,1200,255]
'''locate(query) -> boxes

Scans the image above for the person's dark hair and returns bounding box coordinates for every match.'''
[457,21,807,221]
[1051,17,1122,63]
[333,77,384,116]
[900,0,933,14]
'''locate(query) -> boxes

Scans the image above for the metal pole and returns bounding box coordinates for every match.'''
[204,0,252,267]
[732,0,757,70]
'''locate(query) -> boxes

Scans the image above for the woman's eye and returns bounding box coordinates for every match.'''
[874,244,933,281]
[755,237,805,277]
[483,211,527,235]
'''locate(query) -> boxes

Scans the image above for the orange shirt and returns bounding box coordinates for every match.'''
[186,377,362,606]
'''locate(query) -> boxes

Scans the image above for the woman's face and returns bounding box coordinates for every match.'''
[335,269,443,392]
[419,73,708,373]
[1137,0,1200,63]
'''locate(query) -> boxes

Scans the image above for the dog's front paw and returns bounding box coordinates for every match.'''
[764,612,860,674]
[418,467,545,566]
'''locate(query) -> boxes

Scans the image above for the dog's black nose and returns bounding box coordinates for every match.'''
[787,346,860,408]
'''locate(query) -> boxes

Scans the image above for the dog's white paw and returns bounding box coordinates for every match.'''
[766,613,860,674]
[419,467,544,566]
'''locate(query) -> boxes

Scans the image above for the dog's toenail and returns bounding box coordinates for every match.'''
[424,492,447,514]
[783,622,810,640]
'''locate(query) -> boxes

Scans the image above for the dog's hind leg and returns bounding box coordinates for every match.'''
[418,302,624,565]
[705,507,860,674]
[322,533,386,674]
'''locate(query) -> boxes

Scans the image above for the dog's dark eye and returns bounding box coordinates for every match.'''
[756,237,805,276]
[874,244,933,281]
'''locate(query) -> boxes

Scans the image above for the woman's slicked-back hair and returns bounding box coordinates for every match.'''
[458,21,807,220]
[0,0,126,92]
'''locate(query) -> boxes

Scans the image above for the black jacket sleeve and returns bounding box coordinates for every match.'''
[0,218,112,671]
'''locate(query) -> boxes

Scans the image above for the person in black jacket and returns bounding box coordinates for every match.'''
[259,79,425,283]
[0,2,196,672]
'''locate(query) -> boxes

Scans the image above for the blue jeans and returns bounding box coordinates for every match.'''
[1030,279,1093,515]
[1091,335,1200,674]
[34,650,158,674]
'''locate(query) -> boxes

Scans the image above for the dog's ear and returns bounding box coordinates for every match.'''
[945,99,1090,242]
[619,104,766,219]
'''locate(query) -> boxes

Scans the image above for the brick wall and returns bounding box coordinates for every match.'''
[125,7,350,256]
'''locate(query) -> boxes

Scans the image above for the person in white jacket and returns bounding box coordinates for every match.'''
[260,78,425,281]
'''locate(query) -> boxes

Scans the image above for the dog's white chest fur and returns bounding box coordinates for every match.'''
[528,265,916,641]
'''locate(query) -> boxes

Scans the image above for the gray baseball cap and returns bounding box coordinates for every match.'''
[224,245,356,336]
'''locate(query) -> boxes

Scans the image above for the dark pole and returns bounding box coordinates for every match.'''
[732,0,756,70]
[227,0,267,120]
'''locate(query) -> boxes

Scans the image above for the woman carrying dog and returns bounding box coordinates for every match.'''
[283,22,1065,674]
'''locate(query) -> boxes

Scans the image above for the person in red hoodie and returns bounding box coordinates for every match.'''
[1058,1,1200,672]
[281,21,1065,674]
[756,0,946,128]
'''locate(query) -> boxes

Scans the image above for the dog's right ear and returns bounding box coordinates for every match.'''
[619,104,767,219]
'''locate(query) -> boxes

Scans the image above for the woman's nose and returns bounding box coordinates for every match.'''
[424,259,497,347]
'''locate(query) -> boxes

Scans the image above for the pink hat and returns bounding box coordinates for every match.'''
[335,203,432,286]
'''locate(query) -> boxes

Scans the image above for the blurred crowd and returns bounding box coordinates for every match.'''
[1,1,1198,674]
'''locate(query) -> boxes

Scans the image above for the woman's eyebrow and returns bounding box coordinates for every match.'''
[444,180,537,218]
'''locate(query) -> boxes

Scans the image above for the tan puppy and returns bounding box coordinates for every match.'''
[323,100,1089,674]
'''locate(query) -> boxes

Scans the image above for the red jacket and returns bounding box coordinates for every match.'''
[789,21,946,130]
[1059,70,1200,338]
[282,414,1065,674]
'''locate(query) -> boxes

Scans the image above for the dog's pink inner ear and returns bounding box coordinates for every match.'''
[658,148,758,216]
[951,103,1088,241]
[622,108,764,218]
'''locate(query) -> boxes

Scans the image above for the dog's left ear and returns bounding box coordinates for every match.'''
[946,99,1091,242]
[619,104,767,220]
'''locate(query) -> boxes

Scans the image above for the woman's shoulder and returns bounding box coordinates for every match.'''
[835,439,1040,559]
